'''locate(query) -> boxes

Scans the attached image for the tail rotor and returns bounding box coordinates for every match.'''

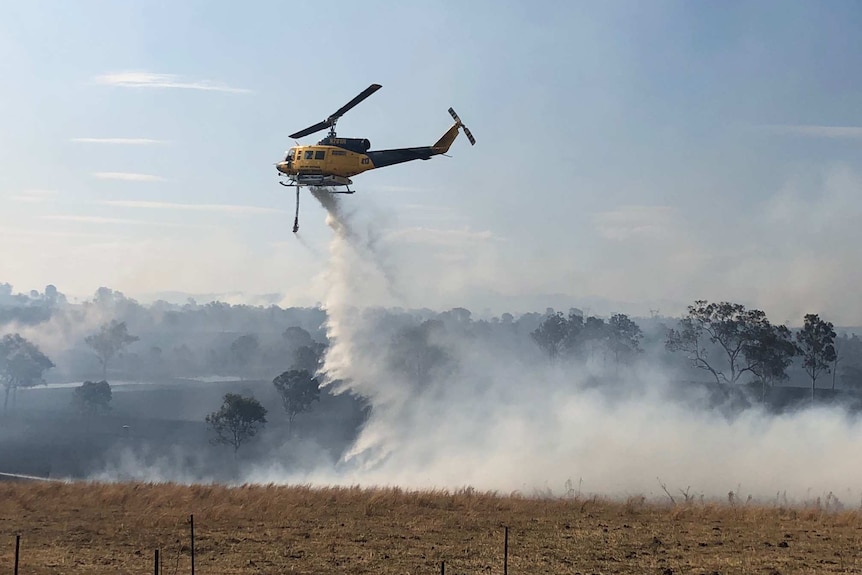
[448,107,476,146]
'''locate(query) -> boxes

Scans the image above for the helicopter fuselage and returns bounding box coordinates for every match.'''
[276,143,374,182]
[276,123,462,187]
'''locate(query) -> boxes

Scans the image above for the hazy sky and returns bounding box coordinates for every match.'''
[3,1,862,323]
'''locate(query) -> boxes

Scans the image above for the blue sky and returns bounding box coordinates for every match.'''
[3,1,862,323]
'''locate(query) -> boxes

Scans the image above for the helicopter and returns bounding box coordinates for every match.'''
[275,83,475,232]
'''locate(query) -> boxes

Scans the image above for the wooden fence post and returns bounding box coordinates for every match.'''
[190,514,195,575]
[503,526,509,575]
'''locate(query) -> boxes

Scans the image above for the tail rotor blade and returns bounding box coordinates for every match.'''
[462,125,476,146]
[448,107,475,146]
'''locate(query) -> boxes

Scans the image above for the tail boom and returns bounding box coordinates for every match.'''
[365,107,476,169]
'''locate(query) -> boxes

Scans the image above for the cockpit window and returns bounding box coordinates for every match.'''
[285,149,295,161]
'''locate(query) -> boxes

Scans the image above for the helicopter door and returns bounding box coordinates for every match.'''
[312,149,327,172]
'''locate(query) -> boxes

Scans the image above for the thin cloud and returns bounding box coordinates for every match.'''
[760,125,862,139]
[94,72,251,94]
[0,227,121,240]
[102,200,285,215]
[93,172,166,182]
[387,226,497,247]
[10,189,58,203]
[72,138,167,145]
[41,215,187,227]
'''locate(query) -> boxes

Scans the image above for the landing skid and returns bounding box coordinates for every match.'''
[278,182,356,232]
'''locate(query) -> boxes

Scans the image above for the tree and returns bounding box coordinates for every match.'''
[532,310,634,364]
[742,324,797,400]
[607,313,643,369]
[531,311,570,359]
[0,334,54,412]
[230,334,259,378]
[293,344,324,373]
[44,284,60,306]
[795,313,837,401]
[282,326,314,349]
[85,320,139,379]
[579,315,608,361]
[440,307,472,325]
[829,332,862,390]
[837,333,862,389]
[73,380,112,415]
[666,300,774,385]
[205,393,267,453]
[272,369,320,436]
[388,320,452,387]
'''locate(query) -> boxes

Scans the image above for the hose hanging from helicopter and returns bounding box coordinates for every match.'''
[293,187,300,234]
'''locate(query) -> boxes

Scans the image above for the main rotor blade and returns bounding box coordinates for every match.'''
[289,120,332,140]
[288,84,382,140]
[330,83,382,122]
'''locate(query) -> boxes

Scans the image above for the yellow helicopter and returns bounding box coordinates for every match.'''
[276,83,475,232]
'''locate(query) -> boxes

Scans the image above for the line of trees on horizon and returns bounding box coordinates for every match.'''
[2,283,861,420]
[529,300,838,401]
[5,282,862,468]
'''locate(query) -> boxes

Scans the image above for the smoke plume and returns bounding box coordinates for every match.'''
[247,189,862,503]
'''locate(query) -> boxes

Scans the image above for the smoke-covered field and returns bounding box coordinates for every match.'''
[239,192,862,502]
[5,190,862,575]
[4,192,862,504]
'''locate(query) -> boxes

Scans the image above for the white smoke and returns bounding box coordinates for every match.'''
[0,301,115,365]
[309,188,411,467]
[245,188,862,503]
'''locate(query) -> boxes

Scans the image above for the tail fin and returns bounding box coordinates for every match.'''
[433,123,461,153]
[432,107,476,154]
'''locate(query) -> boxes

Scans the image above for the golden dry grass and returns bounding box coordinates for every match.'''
[1,481,862,574]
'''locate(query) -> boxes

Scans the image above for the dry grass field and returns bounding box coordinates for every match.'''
[1,481,861,575]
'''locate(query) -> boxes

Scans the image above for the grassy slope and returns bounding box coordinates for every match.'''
[1,482,860,574]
